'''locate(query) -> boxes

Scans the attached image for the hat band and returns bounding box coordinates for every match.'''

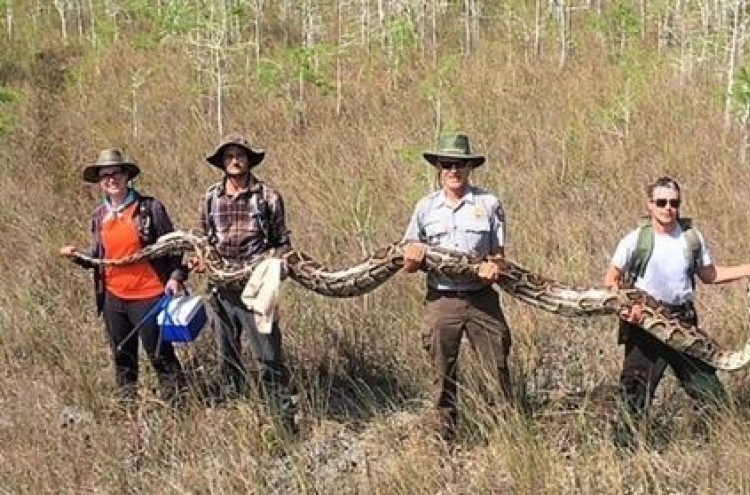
[438,148,471,155]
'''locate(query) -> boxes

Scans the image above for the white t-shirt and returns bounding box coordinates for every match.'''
[611,224,712,305]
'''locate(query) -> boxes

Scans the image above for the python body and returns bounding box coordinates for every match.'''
[72,230,750,371]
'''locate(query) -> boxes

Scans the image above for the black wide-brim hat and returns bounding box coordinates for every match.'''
[423,133,486,168]
[206,134,266,169]
[82,149,141,183]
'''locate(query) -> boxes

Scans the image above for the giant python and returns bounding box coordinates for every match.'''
[71,230,750,371]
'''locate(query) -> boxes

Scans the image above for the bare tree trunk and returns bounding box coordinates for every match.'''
[217,4,228,137]
[74,0,83,39]
[53,0,68,42]
[377,0,386,50]
[417,0,426,56]
[360,0,370,49]
[464,0,472,56]
[558,1,570,69]
[434,79,442,144]
[678,8,693,86]
[256,0,263,68]
[5,0,12,40]
[724,0,746,130]
[431,0,438,67]
[130,70,146,140]
[534,0,543,59]
[336,0,343,116]
[87,0,96,47]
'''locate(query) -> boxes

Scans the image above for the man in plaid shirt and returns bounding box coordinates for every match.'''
[197,133,296,434]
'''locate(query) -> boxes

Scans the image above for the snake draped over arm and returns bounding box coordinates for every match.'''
[71,230,750,371]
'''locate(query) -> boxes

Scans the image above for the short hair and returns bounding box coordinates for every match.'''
[647,176,681,198]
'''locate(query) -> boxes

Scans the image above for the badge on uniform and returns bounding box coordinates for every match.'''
[474,204,485,219]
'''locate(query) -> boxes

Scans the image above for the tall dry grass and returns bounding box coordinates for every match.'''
[2,1,750,493]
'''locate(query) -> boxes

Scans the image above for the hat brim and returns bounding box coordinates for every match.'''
[83,163,141,183]
[206,144,265,169]
[423,152,485,168]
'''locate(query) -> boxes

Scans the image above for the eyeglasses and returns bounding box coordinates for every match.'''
[99,170,124,181]
[653,198,681,208]
[438,161,470,171]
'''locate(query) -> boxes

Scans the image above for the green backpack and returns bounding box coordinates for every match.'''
[623,217,702,286]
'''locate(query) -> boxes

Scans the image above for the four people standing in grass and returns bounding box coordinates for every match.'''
[605,176,750,447]
[402,133,513,442]
[60,149,186,407]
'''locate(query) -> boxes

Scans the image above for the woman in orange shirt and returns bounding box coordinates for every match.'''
[61,149,186,407]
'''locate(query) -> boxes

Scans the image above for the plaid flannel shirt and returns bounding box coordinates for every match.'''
[199,177,291,261]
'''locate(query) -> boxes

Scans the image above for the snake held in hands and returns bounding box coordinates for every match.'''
[71,230,750,371]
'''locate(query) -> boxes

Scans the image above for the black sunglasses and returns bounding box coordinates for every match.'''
[99,170,125,181]
[653,198,681,208]
[438,161,471,170]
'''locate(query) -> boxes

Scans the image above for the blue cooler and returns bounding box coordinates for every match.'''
[157,295,208,343]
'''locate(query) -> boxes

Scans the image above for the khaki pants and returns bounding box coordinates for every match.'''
[422,286,512,438]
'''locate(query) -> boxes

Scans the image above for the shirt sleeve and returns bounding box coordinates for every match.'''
[402,200,424,243]
[611,230,638,269]
[696,230,713,267]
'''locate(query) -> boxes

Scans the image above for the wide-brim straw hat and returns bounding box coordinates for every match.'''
[82,149,141,183]
[423,133,486,168]
[206,133,266,169]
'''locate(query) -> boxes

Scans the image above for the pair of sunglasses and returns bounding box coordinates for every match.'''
[653,198,681,208]
[438,161,471,170]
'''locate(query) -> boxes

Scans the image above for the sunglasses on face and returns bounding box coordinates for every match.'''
[99,170,125,181]
[653,198,681,208]
[438,161,470,171]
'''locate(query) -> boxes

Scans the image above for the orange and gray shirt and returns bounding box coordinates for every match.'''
[101,202,164,300]
[74,192,185,312]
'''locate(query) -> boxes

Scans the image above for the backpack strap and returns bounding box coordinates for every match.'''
[680,218,701,280]
[203,184,220,245]
[624,217,653,284]
[252,183,273,246]
[136,195,156,246]
[625,216,701,285]
[92,203,106,248]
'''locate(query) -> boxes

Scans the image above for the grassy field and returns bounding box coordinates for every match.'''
[2,1,750,493]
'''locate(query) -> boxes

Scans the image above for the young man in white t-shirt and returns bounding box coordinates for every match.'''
[604,176,750,446]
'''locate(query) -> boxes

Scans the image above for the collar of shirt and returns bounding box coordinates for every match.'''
[217,174,262,198]
[103,188,137,221]
[436,187,476,209]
